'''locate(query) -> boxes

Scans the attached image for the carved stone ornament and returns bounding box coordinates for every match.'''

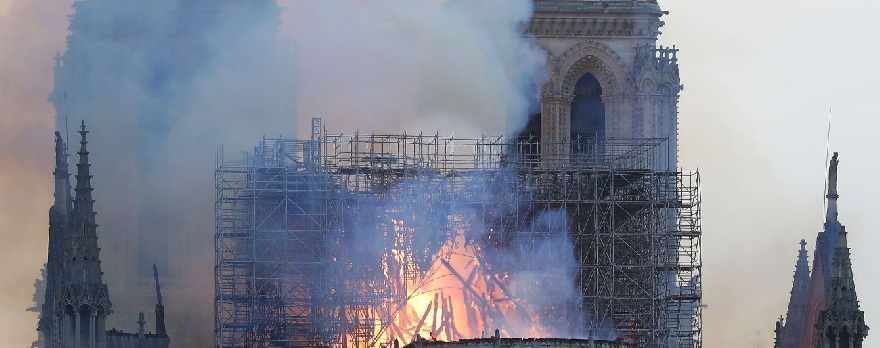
[557,41,627,96]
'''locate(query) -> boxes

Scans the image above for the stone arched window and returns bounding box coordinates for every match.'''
[559,48,622,142]
[839,326,851,348]
[571,72,605,139]
[826,326,837,348]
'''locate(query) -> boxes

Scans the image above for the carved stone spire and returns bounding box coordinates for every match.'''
[39,132,72,345]
[153,263,167,337]
[813,152,868,347]
[827,227,859,310]
[781,239,810,347]
[53,131,72,214]
[821,153,842,291]
[67,120,104,285]
[816,225,869,346]
[56,121,111,348]
[74,120,95,218]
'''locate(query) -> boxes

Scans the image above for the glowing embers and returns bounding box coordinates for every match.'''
[368,212,585,346]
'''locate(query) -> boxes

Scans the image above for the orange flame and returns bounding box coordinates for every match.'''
[367,220,557,346]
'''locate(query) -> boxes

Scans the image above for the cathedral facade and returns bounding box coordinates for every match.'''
[526,0,682,170]
[774,153,869,348]
[37,124,170,348]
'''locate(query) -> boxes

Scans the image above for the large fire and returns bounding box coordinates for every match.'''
[363,218,571,346]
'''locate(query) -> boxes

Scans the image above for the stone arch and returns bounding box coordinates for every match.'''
[558,41,628,96]
[639,78,657,94]
[556,42,626,142]
[660,83,676,96]
[537,54,559,95]
[561,55,620,96]
[826,326,837,346]
[839,326,852,348]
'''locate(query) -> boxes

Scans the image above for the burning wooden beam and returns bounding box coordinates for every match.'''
[411,303,433,342]
[430,292,439,339]
[443,295,454,340]
[438,258,511,333]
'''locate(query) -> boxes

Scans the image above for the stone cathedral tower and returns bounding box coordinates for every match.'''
[525,0,682,170]
[38,124,171,348]
[40,124,112,348]
[815,224,869,347]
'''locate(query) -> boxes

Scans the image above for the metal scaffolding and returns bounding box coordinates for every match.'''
[215,119,701,348]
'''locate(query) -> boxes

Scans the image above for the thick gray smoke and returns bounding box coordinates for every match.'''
[283,0,546,137]
[52,0,293,345]
[48,0,545,345]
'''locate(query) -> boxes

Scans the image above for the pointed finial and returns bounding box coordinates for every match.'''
[78,120,89,151]
[795,239,809,269]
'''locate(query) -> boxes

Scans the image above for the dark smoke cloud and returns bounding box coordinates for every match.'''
[32,0,544,345]
[49,0,293,345]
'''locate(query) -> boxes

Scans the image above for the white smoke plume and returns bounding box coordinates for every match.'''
[283,0,546,137]
[36,0,545,345]
[49,1,293,345]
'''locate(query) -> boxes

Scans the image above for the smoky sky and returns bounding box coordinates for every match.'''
[1,0,544,346]
[660,0,880,346]
[282,0,546,138]
[4,0,880,347]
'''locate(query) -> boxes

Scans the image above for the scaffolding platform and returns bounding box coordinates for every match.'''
[215,119,701,348]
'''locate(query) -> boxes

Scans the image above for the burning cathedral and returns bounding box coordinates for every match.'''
[39,0,700,347]
[214,0,701,347]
